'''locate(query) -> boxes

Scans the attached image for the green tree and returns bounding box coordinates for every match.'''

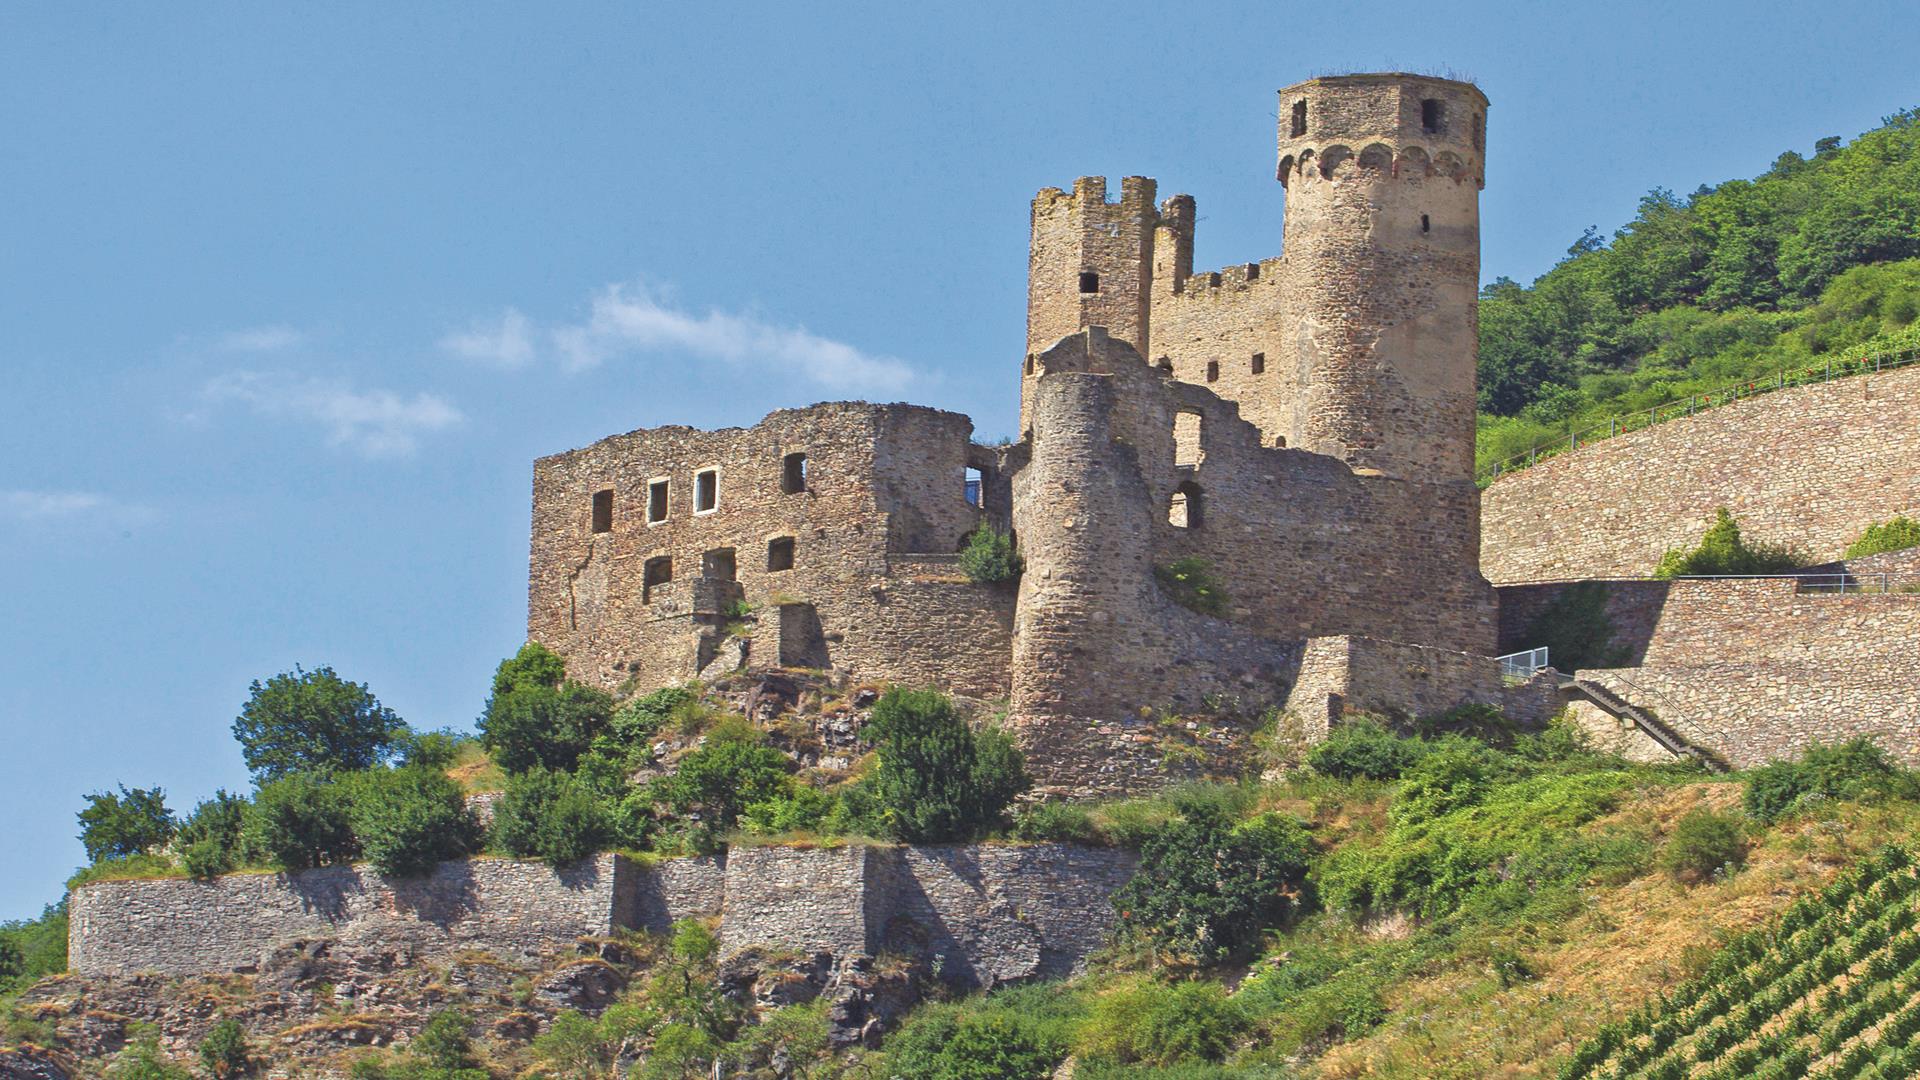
[347,767,481,878]
[958,526,1022,584]
[77,785,174,863]
[198,1019,251,1080]
[244,773,358,871]
[478,644,615,774]
[232,665,406,782]
[177,790,250,879]
[1113,804,1315,966]
[490,767,611,866]
[650,721,795,831]
[855,688,1028,842]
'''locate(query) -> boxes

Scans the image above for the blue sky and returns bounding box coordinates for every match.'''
[2,2,1914,919]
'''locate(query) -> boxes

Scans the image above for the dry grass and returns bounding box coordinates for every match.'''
[447,740,505,794]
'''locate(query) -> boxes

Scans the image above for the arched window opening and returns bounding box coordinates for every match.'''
[1156,356,1173,374]
[781,452,808,494]
[964,466,984,508]
[642,556,673,603]
[1169,481,1204,529]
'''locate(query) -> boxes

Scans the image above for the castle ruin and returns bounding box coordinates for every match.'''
[528,74,1550,793]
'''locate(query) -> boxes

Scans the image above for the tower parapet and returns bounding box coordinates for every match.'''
[1276,73,1488,482]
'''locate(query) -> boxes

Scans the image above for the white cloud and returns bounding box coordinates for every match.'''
[199,371,463,458]
[1,490,156,528]
[216,325,305,353]
[446,283,917,395]
[438,308,535,369]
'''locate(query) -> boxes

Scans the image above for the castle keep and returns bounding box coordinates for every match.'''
[529,74,1532,792]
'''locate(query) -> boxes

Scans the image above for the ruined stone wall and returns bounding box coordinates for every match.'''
[72,847,1133,991]
[530,403,1002,695]
[1480,363,1920,583]
[1283,635,1562,740]
[1148,258,1297,445]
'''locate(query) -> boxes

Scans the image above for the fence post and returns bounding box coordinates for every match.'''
[1610,418,1617,438]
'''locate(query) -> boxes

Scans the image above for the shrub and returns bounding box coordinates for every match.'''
[853,688,1030,842]
[244,773,358,871]
[399,730,463,772]
[1661,808,1748,884]
[1845,515,1920,559]
[1390,741,1505,827]
[77,785,174,863]
[0,902,69,994]
[611,686,697,743]
[959,526,1023,584]
[410,1009,479,1073]
[198,1019,251,1079]
[884,1009,1065,1080]
[232,665,406,782]
[1013,801,1100,844]
[1154,557,1230,617]
[651,720,796,830]
[347,767,482,878]
[490,767,611,865]
[107,1031,192,1080]
[479,645,616,774]
[1743,738,1916,822]
[1307,718,1427,780]
[1653,507,1804,578]
[738,786,837,836]
[1076,980,1249,1067]
[1114,804,1314,966]
[177,790,250,879]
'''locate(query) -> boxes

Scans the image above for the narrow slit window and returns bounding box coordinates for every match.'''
[1078,271,1099,294]
[1169,481,1204,529]
[642,556,673,603]
[1290,99,1307,137]
[694,469,718,513]
[647,479,669,524]
[1250,352,1265,374]
[1024,354,1036,376]
[1472,112,1485,152]
[964,466,983,508]
[1421,98,1442,134]
[1421,214,1431,234]
[1206,360,1220,383]
[781,452,808,494]
[767,536,796,572]
[590,489,613,533]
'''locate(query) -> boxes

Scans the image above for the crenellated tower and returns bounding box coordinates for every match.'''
[1276,73,1487,482]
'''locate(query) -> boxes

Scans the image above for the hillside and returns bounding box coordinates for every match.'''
[1476,107,1920,475]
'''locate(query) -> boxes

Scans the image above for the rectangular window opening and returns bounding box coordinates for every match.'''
[590,489,614,533]
[1250,352,1266,375]
[1422,98,1442,134]
[781,452,808,494]
[1206,360,1220,383]
[1290,100,1307,137]
[1078,271,1099,294]
[1421,214,1431,234]
[694,469,718,513]
[647,479,669,524]
[964,466,983,508]
[643,556,673,603]
[767,536,796,572]
[702,548,736,581]
[1174,411,1203,467]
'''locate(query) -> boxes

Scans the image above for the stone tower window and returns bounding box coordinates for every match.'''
[964,467,983,507]
[1174,411,1203,467]
[1422,98,1443,134]
[1169,481,1204,529]
[782,452,808,494]
[1206,360,1220,383]
[694,469,719,514]
[642,556,673,603]
[1472,112,1485,152]
[767,536,796,572]
[647,479,669,524]
[1025,354,1036,376]
[1078,271,1099,294]
[1421,214,1431,234]
[1250,352,1265,374]
[590,489,613,533]
[702,547,736,581]
[1290,99,1307,137]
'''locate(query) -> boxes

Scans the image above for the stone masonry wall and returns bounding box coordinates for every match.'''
[1481,362,1920,583]
[1284,634,1562,741]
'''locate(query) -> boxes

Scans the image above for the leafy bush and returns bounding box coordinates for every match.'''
[177,790,250,879]
[1307,718,1428,780]
[1660,808,1748,884]
[1653,507,1804,578]
[232,665,406,782]
[198,1019,251,1079]
[479,644,615,774]
[959,526,1022,584]
[77,785,174,863]
[738,786,837,836]
[883,1008,1065,1080]
[1154,557,1229,617]
[852,688,1029,843]
[611,686,697,743]
[347,767,481,877]
[1114,803,1314,966]
[411,1009,481,1074]
[490,767,612,865]
[1076,980,1249,1067]
[1744,738,1916,822]
[0,902,69,993]
[106,1031,192,1080]
[1845,515,1920,559]
[650,720,796,831]
[244,772,358,871]
[399,730,463,772]
[1390,741,1507,827]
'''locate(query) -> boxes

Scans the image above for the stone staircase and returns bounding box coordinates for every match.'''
[1562,677,1730,771]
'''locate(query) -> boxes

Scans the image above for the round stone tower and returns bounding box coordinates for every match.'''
[1276,73,1487,482]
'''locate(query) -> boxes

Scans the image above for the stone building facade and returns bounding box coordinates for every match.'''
[530,74,1518,792]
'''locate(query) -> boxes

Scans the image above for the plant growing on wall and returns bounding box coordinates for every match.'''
[1154,557,1230,617]
[231,666,408,782]
[1845,515,1920,559]
[958,526,1022,584]
[1521,580,1630,672]
[1652,507,1804,578]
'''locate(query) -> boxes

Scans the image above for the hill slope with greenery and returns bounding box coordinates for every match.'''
[1477,107,1920,474]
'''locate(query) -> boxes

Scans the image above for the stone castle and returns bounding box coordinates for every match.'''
[528,74,1545,793]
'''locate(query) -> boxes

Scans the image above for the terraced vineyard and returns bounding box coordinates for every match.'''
[1562,845,1920,1080]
